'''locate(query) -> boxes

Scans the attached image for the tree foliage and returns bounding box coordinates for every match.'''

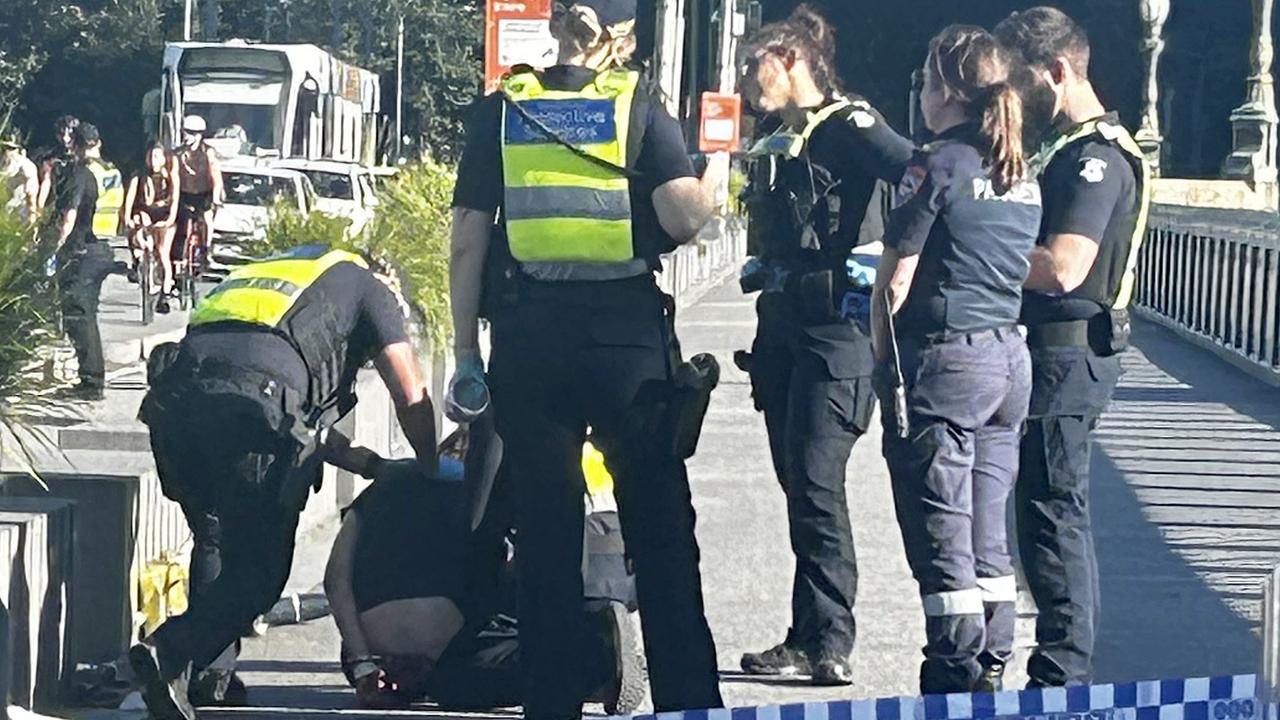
[257,161,455,349]
[2,0,482,172]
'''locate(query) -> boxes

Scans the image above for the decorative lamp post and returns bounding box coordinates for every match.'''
[1223,0,1279,186]
[1136,0,1170,177]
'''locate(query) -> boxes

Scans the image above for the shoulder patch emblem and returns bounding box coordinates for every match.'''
[850,109,876,129]
[1080,157,1108,183]
[895,163,927,207]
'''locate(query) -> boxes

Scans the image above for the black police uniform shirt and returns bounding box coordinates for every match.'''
[183,261,410,407]
[1021,113,1139,326]
[53,160,98,244]
[755,99,915,377]
[451,65,697,269]
[886,124,1040,336]
[755,99,914,269]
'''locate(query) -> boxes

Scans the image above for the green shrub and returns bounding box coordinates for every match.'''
[260,161,455,351]
[257,197,353,258]
[0,187,76,473]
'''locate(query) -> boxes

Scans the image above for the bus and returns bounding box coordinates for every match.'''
[155,41,382,165]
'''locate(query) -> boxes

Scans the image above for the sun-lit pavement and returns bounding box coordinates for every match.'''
[73,278,1280,720]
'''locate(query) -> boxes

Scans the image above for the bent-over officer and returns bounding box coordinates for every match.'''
[447,1,729,718]
[132,245,439,720]
[734,4,914,685]
[995,7,1151,687]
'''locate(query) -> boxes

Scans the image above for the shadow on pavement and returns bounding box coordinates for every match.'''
[1087,319,1279,682]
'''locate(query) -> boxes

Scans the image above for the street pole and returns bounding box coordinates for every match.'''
[396,13,405,163]
[184,0,194,41]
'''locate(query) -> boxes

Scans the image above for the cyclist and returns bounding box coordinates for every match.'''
[174,115,223,289]
[124,144,180,312]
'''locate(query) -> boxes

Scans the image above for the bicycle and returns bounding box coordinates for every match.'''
[174,204,209,312]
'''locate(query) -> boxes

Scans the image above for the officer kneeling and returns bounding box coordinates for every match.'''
[134,245,439,720]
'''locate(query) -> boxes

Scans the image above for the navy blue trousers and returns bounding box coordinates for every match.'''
[882,329,1031,694]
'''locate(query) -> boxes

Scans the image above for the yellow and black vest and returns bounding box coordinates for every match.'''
[1030,116,1152,312]
[500,68,649,281]
[190,246,368,428]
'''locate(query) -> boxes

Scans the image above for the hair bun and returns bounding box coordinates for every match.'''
[790,3,835,56]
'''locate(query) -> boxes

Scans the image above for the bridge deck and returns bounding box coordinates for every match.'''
[145,278,1278,719]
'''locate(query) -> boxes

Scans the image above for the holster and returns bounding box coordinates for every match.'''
[1096,307,1132,356]
[785,269,842,323]
[659,296,721,460]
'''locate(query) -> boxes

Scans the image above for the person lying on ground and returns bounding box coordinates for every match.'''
[322,432,646,714]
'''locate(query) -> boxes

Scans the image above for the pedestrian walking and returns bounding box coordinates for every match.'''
[871,25,1039,695]
[52,123,114,401]
[734,3,914,686]
[446,0,729,716]
[0,133,39,223]
[995,7,1151,687]
[37,115,79,213]
[132,245,441,720]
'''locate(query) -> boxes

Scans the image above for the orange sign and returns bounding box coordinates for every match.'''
[485,0,557,93]
[699,93,742,153]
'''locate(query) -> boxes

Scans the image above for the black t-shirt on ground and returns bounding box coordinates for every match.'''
[1022,115,1139,325]
[183,260,410,407]
[345,463,468,612]
[54,161,98,244]
[451,65,696,268]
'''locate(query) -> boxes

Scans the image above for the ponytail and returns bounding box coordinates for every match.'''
[928,25,1028,194]
[981,82,1026,195]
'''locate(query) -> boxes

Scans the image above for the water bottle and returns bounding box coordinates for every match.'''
[446,375,491,423]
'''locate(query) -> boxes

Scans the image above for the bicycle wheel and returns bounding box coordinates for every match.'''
[140,252,153,325]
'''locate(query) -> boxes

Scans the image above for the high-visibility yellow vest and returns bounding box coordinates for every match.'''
[190,247,367,328]
[1030,117,1152,311]
[500,69,640,268]
[747,96,876,159]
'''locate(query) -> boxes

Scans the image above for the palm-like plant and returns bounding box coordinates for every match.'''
[256,160,454,350]
[0,185,79,476]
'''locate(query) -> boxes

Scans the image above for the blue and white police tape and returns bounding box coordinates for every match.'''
[611,675,1259,720]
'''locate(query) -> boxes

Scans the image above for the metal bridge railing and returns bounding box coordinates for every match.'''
[1135,205,1280,382]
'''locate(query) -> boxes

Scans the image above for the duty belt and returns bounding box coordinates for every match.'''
[920,325,1022,347]
[1026,319,1091,348]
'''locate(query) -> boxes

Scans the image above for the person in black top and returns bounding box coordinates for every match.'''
[871,26,1038,695]
[52,123,116,400]
[38,114,79,212]
[447,1,727,717]
[995,7,1148,688]
[322,429,645,715]
[132,247,440,720]
[734,4,914,686]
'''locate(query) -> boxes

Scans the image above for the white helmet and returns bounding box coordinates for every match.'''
[181,115,207,134]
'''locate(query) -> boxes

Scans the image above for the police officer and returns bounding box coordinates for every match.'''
[994,7,1150,688]
[872,26,1038,694]
[52,123,115,400]
[132,245,440,720]
[735,4,914,685]
[446,1,727,717]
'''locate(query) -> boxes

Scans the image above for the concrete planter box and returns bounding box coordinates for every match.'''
[0,473,187,670]
[0,497,75,712]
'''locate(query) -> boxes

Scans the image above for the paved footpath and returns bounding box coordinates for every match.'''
[72,277,1280,719]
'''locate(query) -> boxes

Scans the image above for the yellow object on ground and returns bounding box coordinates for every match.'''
[138,553,189,636]
[583,441,614,498]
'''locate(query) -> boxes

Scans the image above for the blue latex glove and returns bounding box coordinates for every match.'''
[846,254,879,289]
[436,456,465,483]
[445,349,490,423]
[841,290,872,335]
